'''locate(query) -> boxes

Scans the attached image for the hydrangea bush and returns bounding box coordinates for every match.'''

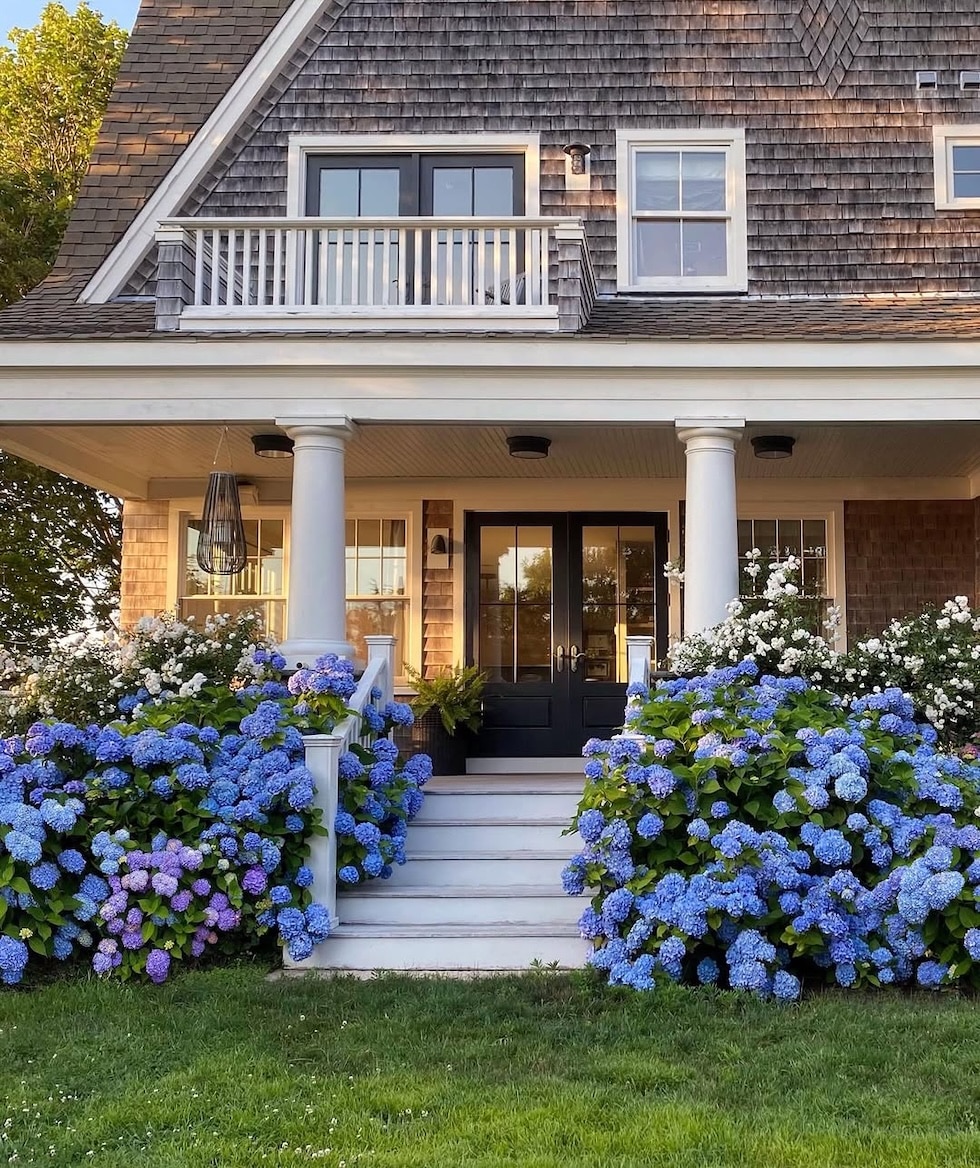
[0,612,281,733]
[564,665,980,999]
[0,651,430,986]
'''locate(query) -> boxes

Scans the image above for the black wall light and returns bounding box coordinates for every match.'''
[563,142,591,175]
[507,435,551,460]
[751,435,796,460]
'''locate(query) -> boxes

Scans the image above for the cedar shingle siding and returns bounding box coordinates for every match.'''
[192,0,980,297]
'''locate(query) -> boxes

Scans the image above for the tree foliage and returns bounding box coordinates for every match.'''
[0,2,127,307]
[0,452,121,655]
[0,6,127,649]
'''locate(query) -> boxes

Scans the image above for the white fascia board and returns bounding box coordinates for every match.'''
[81,0,333,304]
[2,336,980,372]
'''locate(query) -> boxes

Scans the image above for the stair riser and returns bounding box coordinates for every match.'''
[338,893,589,927]
[408,822,580,852]
[383,856,571,888]
[417,792,581,823]
[293,934,591,971]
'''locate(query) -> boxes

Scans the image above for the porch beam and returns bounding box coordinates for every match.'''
[676,420,745,634]
[277,417,354,667]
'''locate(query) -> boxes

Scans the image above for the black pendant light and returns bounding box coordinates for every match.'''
[197,430,247,575]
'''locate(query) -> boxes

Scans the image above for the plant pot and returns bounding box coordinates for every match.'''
[396,708,469,776]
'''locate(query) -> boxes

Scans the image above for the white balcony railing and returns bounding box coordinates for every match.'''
[156,216,586,331]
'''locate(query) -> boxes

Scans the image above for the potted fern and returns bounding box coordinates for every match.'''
[402,663,486,775]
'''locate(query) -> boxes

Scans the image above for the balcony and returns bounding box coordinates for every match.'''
[154,216,595,333]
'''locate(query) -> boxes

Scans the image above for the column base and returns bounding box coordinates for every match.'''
[280,639,354,669]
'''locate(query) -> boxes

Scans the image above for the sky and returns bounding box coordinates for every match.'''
[3,0,140,43]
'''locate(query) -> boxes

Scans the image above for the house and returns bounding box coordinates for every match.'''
[2,0,980,967]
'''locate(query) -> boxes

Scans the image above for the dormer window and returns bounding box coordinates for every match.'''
[616,129,748,293]
[934,126,980,209]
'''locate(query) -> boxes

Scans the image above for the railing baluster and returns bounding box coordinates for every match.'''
[272,230,283,306]
[317,225,329,307]
[365,228,377,306]
[413,228,423,306]
[429,228,439,305]
[303,229,314,305]
[524,224,533,307]
[333,228,344,306]
[381,229,392,306]
[491,229,502,310]
[351,227,361,307]
[477,228,487,306]
[241,228,252,306]
[227,229,237,307]
[397,228,407,306]
[508,228,518,309]
[194,229,204,305]
[210,228,221,306]
[256,229,267,306]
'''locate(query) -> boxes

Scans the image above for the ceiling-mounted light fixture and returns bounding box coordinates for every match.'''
[507,435,552,460]
[251,433,294,459]
[563,141,592,175]
[751,435,796,460]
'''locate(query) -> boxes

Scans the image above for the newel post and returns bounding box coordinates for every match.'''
[364,634,396,708]
[289,733,343,967]
[625,635,654,691]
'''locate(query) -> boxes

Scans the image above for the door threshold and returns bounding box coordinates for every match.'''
[466,757,584,775]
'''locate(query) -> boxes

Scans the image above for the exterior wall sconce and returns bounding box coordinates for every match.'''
[428,529,451,570]
[507,435,551,460]
[751,435,796,460]
[251,433,295,459]
[563,141,591,190]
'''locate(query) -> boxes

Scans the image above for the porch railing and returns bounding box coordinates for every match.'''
[287,635,395,967]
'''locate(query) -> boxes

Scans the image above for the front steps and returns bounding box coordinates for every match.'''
[323,770,592,972]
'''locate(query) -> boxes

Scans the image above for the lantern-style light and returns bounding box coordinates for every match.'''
[197,470,247,576]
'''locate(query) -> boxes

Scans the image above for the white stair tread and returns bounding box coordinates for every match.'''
[412,816,573,827]
[423,776,583,795]
[331,922,582,939]
[340,883,588,899]
[404,848,576,860]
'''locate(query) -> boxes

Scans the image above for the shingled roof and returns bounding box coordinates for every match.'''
[0,0,293,337]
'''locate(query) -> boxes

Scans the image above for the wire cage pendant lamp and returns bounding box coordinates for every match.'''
[197,428,247,576]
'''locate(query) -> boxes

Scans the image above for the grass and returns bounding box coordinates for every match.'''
[1,963,980,1167]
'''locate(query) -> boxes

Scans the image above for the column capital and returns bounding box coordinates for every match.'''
[675,419,745,446]
[276,418,356,447]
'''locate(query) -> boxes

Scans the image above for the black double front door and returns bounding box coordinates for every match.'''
[465,512,669,757]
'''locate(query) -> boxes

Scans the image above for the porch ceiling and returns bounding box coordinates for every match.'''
[2,420,980,498]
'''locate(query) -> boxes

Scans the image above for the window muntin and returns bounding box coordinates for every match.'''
[933,127,980,209]
[181,517,286,640]
[617,130,747,292]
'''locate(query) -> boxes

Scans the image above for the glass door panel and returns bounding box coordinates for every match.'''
[580,524,657,682]
[476,524,553,684]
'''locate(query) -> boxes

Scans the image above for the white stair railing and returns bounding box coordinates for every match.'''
[297,636,396,950]
[159,216,575,313]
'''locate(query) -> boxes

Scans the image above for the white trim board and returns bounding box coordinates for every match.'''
[81,0,344,304]
[285,133,542,218]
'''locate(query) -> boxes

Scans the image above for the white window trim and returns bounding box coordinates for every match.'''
[933,125,980,210]
[286,133,542,218]
[615,128,748,293]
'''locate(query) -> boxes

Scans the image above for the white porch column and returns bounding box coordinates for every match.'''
[278,418,354,667]
[676,420,744,635]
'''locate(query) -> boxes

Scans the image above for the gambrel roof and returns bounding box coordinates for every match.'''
[3,0,980,340]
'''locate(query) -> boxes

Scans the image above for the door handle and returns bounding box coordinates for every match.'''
[555,644,565,673]
[569,645,588,673]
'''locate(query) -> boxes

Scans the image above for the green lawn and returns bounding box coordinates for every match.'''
[1,963,979,1167]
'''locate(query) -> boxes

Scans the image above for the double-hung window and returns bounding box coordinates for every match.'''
[616,129,748,292]
[933,126,980,209]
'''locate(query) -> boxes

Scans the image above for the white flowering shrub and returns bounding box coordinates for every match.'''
[669,553,841,684]
[0,611,278,733]
[843,597,980,746]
